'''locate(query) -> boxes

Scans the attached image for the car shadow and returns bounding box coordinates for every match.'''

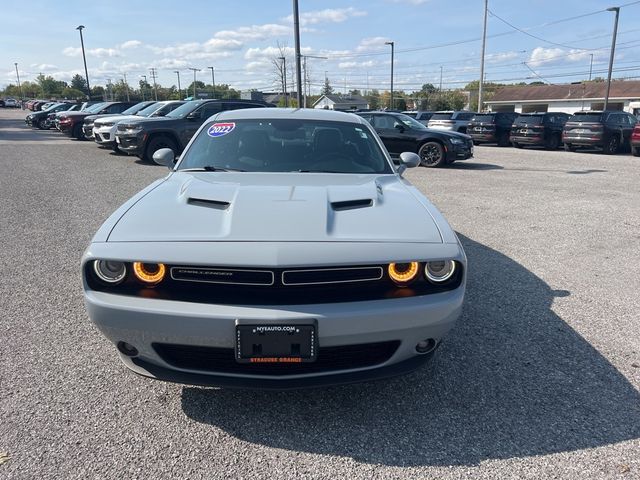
[448,162,504,170]
[179,234,640,467]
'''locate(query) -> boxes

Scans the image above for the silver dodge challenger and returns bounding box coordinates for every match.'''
[82,108,466,389]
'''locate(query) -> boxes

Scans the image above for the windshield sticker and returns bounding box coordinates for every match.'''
[208,122,236,137]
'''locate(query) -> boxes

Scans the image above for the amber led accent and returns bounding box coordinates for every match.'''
[133,262,166,285]
[388,262,419,285]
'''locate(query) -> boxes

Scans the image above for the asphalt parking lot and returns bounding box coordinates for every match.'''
[1,107,639,479]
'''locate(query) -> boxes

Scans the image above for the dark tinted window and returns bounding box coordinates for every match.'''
[431,113,453,120]
[106,104,130,114]
[179,119,392,174]
[569,113,603,122]
[456,113,474,121]
[514,115,543,125]
[472,114,496,123]
[200,103,224,119]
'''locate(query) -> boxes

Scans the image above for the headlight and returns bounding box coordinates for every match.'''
[133,262,166,285]
[93,260,127,284]
[122,125,143,133]
[388,262,419,285]
[449,138,464,144]
[425,260,456,283]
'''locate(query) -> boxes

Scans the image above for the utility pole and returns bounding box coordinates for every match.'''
[107,79,112,101]
[478,0,488,112]
[140,75,147,101]
[14,63,23,102]
[439,66,443,91]
[588,53,594,81]
[174,71,181,100]
[149,67,158,101]
[293,0,303,107]
[123,72,130,101]
[76,25,91,100]
[385,41,394,110]
[208,66,215,98]
[279,57,288,107]
[302,56,307,107]
[604,6,620,111]
[188,67,199,99]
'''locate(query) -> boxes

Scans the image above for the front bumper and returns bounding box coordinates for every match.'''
[83,124,95,140]
[94,126,118,148]
[114,132,144,155]
[447,142,473,161]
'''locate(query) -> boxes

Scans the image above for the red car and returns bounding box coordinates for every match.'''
[632,124,640,157]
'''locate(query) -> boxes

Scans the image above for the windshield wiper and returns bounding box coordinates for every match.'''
[180,166,247,172]
[295,169,345,173]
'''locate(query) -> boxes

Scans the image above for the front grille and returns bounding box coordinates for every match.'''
[282,266,383,285]
[153,341,400,376]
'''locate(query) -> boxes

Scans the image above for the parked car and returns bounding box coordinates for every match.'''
[58,102,135,140]
[25,102,79,129]
[467,112,519,146]
[510,112,571,149]
[631,124,640,156]
[563,110,638,154]
[427,111,474,133]
[357,111,473,167]
[93,101,185,151]
[82,108,466,388]
[4,98,18,108]
[81,101,149,140]
[115,99,274,163]
[402,111,435,125]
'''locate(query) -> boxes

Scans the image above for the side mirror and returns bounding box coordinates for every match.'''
[152,148,176,168]
[186,111,200,120]
[397,152,420,176]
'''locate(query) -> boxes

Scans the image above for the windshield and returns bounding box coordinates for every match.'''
[134,102,162,117]
[121,102,152,115]
[178,118,393,174]
[430,113,453,120]
[472,114,496,123]
[44,103,63,112]
[166,101,200,118]
[84,102,107,113]
[569,113,603,122]
[514,115,543,125]
[396,113,428,130]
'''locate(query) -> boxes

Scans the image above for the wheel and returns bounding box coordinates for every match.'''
[545,134,560,150]
[564,143,576,152]
[145,136,178,164]
[497,132,509,147]
[418,141,446,167]
[512,142,523,149]
[37,118,47,130]
[72,123,84,140]
[602,135,619,155]
[632,146,640,157]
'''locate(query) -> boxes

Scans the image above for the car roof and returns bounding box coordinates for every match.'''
[215,107,369,124]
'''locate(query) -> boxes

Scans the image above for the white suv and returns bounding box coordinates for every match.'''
[427,111,474,133]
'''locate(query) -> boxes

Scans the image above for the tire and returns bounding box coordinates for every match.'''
[602,135,619,155]
[512,142,523,149]
[545,134,560,150]
[145,136,178,164]
[497,132,509,147]
[418,141,446,167]
[72,123,84,140]
[564,143,576,152]
[632,146,640,157]
[37,118,47,130]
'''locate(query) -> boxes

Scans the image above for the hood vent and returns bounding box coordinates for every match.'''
[187,197,230,210]
[331,199,373,211]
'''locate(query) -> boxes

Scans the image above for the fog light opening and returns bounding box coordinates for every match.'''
[117,341,139,357]
[415,338,437,354]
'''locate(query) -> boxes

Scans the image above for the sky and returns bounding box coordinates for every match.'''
[2,0,640,94]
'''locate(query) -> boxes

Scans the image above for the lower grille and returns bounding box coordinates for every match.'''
[153,341,400,376]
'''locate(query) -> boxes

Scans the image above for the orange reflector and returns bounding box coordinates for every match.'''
[133,262,166,285]
[388,262,419,285]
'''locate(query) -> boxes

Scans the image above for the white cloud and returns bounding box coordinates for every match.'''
[283,7,367,26]
[487,51,520,63]
[30,63,58,71]
[213,24,290,41]
[146,39,242,61]
[63,46,121,58]
[528,47,592,67]
[355,36,392,52]
[338,60,378,69]
[120,40,142,49]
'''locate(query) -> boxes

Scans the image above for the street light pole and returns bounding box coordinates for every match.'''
[478,0,488,112]
[279,57,288,107]
[76,25,91,100]
[208,66,215,98]
[123,72,130,101]
[385,41,394,110]
[604,6,620,111]
[588,53,594,81]
[293,0,303,108]
[174,71,181,100]
[14,63,23,103]
[188,67,199,98]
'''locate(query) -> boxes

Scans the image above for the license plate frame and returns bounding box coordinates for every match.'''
[235,320,318,364]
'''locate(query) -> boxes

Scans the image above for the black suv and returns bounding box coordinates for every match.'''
[562,110,638,154]
[115,99,274,163]
[510,112,570,149]
[357,111,473,167]
[468,112,519,146]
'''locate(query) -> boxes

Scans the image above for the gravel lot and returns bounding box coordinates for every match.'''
[1,107,639,479]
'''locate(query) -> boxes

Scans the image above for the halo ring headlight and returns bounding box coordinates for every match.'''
[425,260,456,283]
[133,262,166,285]
[93,260,126,284]
[388,262,420,285]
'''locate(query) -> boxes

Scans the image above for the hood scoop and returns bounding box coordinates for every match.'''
[331,198,373,211]
[187,197,230,210]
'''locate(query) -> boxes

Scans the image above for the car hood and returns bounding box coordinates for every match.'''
[95,114,139,126]
[107,173,443,243]
[424,129,471,140]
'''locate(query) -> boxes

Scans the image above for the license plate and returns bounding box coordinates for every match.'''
[520,129,530,134]
[235,323,317,363]
[573,129,587,134]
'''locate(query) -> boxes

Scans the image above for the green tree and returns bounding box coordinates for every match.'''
[365,89,380,110]
[185,80,206,98]
[71,74,87,93]
[348,89,362,96]
[321,78,334,96]
[60,87,85,100]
